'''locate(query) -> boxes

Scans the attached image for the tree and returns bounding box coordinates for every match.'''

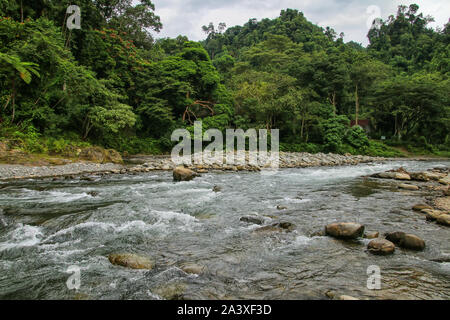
[349,52,389,125]
[107,0,162,49]
[0,52,40,122]
[372,73,449,142]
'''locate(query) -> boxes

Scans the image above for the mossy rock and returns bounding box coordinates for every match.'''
[108,253,154,270]
[79,147,123,164]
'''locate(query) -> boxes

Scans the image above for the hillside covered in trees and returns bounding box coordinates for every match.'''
[0,1,449,157]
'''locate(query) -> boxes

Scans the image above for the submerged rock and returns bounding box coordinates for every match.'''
[254,221,296,234]
[240,216,265,225]
[367,238,395,255]
[325,222,364,240]
[385,232,425,251]
[173,167,197,182]
[180,263,206,275]
[152,282,186,300]
[212,186,222,192]
[80,176,96,182]
[108,253,154,270]
[311,230,325,237]
[364,231,379,239]
[278,221,296,231]
[87,191,99,197]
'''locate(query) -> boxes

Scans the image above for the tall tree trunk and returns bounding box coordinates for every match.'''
[3,94,11,110]
[11,78,16,123]
[83,116,93,140]
[355,84,359,126]
[329,91,336,115]
[300,115,305,140]
[394,114,398,140]
[20,0,23,23]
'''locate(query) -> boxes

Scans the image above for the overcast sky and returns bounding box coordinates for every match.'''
[151,0,449,45]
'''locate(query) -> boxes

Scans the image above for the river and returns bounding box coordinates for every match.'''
[0,160,449,300]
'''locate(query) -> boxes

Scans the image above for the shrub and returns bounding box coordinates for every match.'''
[345,126,370,149]
[320,115,349,153]
[280,143,322,153]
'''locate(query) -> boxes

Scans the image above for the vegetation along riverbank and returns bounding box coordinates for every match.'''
[0,2,449,160]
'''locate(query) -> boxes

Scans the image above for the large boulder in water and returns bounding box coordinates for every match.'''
[173,166,197,182]
[385,232,425,251]
[325,222,364,240]
[367,239,395,255]
[108,253,154,270]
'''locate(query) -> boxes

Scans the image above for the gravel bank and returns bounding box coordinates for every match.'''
[0,152,387,181]
[0,163,124,181]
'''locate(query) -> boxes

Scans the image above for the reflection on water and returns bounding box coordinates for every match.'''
[0,161,449,300]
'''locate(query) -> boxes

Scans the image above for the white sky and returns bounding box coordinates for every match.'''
[151,0,449,45]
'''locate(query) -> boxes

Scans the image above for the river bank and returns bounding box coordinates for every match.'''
[0,152,387,181]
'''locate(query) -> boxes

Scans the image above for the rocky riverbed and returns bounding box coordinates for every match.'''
[0,152,386,181]
[0,159,449,300]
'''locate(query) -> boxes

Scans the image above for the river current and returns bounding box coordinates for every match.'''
[0,160,449,300]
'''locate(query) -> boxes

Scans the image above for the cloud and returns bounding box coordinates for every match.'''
[151,0,450,45]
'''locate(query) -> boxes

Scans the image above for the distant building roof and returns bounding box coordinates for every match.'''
[350,119,370,127]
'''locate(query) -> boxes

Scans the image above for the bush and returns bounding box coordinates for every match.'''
[102,135,166,155]
[320,115,349,153]
[280,142,322,153]
[362,140,405,157]
[345,126,370,149]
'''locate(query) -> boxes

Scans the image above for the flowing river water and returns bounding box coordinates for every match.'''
[0,160,449,300]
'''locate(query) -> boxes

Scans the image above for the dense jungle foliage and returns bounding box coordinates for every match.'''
[0,1,449,157]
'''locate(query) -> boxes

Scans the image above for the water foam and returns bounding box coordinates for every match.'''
[0,224,44,252]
